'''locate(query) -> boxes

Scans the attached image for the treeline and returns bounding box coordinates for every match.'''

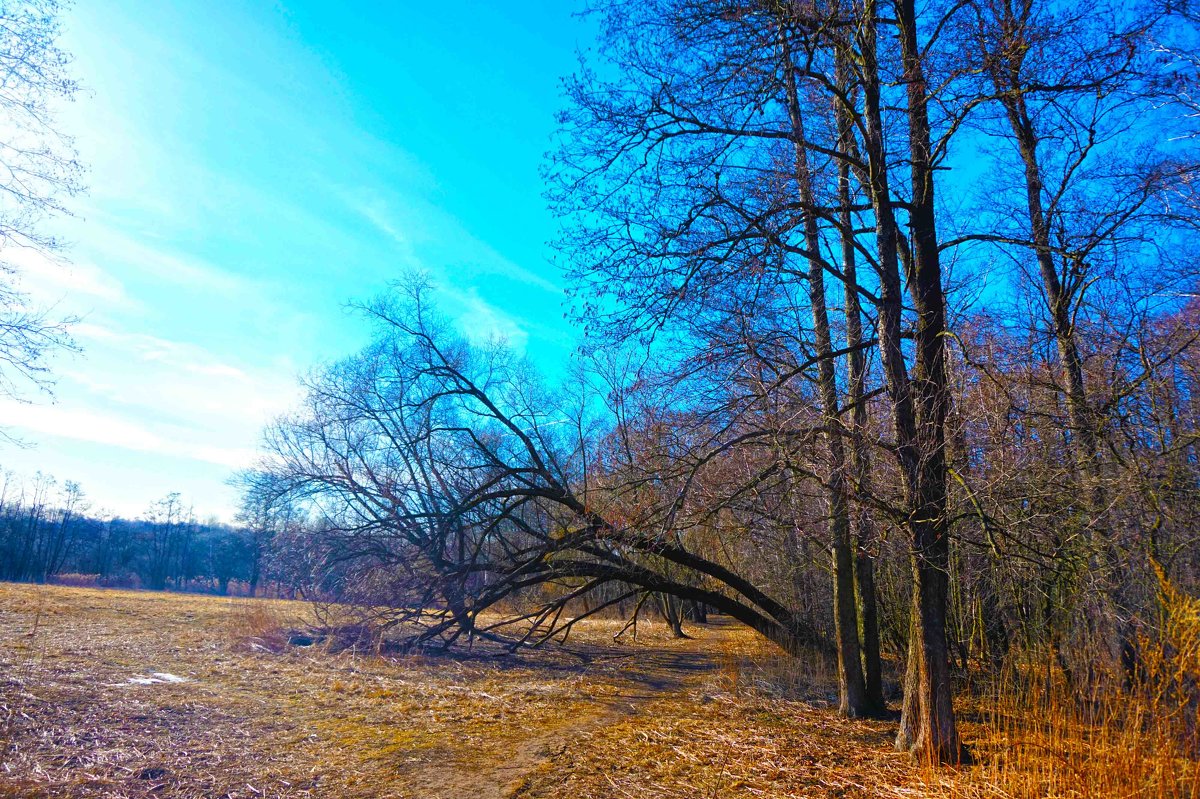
[0,475,285,595]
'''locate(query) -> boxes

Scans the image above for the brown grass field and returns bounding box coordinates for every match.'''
[1,583,1197,798]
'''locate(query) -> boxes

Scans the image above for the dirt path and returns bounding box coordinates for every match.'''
[508,648,725,798]
[400,640,728,799]
[419,696,628,799]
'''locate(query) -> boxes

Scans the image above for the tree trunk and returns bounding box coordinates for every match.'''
[896,603,921,750]
[249,538,262,598]
[782,26,868,718]
[989,21,1124,686]
[892,0,962,762]
[836,50,886,716]
[658,592,686,638]
[855,548,885,707]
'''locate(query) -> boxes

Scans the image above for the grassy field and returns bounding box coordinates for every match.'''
[0,583,916,798]
[1,583,1196,798]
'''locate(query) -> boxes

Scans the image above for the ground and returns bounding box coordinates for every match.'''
[0,584,931,798]
[4,584,1195,798]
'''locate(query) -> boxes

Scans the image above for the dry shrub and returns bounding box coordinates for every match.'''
[744,646,839,703]
[225,595,391,656]
[47,572,103,588]
[226,579,254,597]
[306,595,396,653]
[48,571,143,589]
[224,599,293,653]
[1144,562,1200,755]
[315,621,387,654]
[708,632,840,704]
[934,566,1200,798]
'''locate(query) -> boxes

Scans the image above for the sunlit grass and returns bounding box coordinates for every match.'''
[1,582,1197,798]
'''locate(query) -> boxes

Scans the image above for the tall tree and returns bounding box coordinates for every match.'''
[547,0,967,758]
[887,0,960,760]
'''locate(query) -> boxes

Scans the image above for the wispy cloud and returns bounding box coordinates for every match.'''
[0,319,297,515]
[0,316,301,516]
[6,247,136,310]
[0,400,259,469]
[439,284,531,351]
[349,198,419,263]
[84,228,259,297]
[345,191,563,295]
[63,322,299,431]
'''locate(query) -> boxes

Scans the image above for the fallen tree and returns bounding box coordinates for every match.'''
[250,279,836,656]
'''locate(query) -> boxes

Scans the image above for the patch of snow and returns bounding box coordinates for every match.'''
[150,672,188,683]
[120,672,192,686]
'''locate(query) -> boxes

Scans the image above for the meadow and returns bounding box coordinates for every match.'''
[1,583,1196,798]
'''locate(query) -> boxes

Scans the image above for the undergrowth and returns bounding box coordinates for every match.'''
[917,564,1200,798]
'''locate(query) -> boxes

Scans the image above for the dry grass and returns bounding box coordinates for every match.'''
[517,682,912,798]
[2,582,1197,798]
[0,584,640,798]
[926,673,1200,799]
[920,566,1200,799]
[515,628,914,799]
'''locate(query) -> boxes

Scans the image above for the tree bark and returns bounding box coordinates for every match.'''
[892,0,961,762]
[836,49,886,716]
[781,26,868,718]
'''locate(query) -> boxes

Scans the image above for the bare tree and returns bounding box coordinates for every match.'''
[546,0,967,758]
[238,0,1200,772]
[255,278,836,654]
[0,0,82,399]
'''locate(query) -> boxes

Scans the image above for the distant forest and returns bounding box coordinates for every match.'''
[0,476,282,596]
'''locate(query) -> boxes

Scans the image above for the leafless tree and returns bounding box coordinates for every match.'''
[0,0,82,400]
[255,278,838,654]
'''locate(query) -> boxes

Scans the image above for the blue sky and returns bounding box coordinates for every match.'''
[3,1,590,521]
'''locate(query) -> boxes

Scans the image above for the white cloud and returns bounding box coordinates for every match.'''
[0,400,258,469]
[3,246,135,310]
[351,198,418,263]
[345,191,562,295]
[442,284,531,352]
[85,228,257,296]
[64,323,299,428]
[0,321,301,508]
